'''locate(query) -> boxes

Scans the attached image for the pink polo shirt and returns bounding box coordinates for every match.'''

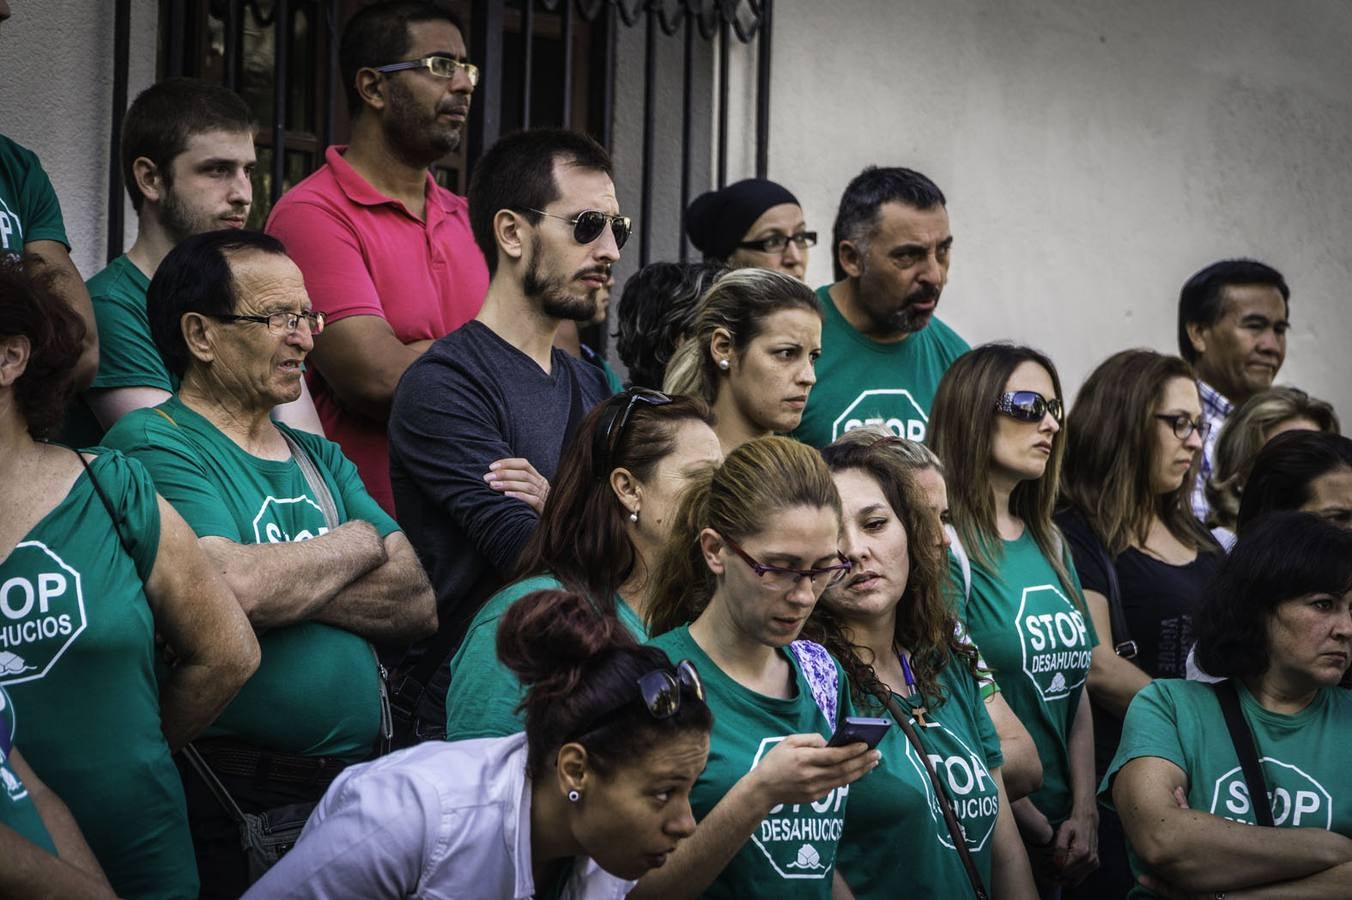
[267,146,489,514]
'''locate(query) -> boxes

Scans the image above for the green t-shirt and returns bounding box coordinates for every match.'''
[0,450,196,899]
[647,626,850,899]
[0,135,68,254]
[445,574,647,741]
[102,396,399,760]
[1102,679,1352,899]
[955,530,1097,824]
[836,658,1004,897]
[0,686,56,855]
[62,254,169,448]
[791,285,970,448]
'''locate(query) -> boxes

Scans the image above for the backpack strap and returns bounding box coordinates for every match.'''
[787,639,839,731]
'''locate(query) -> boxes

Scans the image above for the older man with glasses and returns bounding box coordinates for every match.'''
[266,0,490,517]
[102,230,436,899]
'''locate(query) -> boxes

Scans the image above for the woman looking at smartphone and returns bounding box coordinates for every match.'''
[634,436,878,900]
[812,434,1037,898]
[929,343,1099,896]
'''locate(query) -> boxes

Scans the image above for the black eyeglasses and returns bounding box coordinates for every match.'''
[638,659,705,719]
[373,55,479,88]
[736,231,818,254]
[213,310,326,336]
[1154,413,1208,440]
[995,390,1063,424]
[722,534,852,593]
[592,388,672,476]
[527,208,632,249]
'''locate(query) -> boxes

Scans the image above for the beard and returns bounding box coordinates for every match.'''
[523,235,600,322]
[382,78,463,165]
[857,265,940,336]
[159,187,218,244]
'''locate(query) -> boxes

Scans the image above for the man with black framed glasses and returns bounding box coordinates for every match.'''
[267,0,490,517]
[388,128,620,743]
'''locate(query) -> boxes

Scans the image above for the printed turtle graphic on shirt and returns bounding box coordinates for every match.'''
[786,844,824,870]
[0,652,35,676]
[1048,672,1067,694]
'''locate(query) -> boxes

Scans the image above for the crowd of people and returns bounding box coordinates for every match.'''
[1,2,1350,899]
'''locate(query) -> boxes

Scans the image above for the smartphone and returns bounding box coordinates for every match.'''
[826,716,891,750]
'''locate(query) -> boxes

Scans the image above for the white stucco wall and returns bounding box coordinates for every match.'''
[737,0,1351,421]
[0,1,158,277]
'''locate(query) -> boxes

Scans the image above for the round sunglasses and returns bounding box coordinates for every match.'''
[994,390,1063,424]
[527,207,633,249]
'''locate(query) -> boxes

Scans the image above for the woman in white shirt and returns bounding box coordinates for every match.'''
[246,589,713,900]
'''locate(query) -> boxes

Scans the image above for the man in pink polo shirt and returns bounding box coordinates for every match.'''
[267,1,489,514]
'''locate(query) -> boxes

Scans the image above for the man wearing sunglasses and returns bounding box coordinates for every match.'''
[792,166,970,449]
[267,1,490,516]
[387,128,620,741]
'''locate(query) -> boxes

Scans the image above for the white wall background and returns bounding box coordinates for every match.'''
[738,0,1352,421]
[0,1,158,278]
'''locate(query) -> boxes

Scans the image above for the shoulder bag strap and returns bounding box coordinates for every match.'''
[75,451,136,559]
[876,690,989,900]
[279,428,392,755]
[1093,536,1136,660]
[1210,680,1273,826]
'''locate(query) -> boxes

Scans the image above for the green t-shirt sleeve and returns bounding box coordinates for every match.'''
[971,674,1004,771]
[102,410,245,541]
[88,285,173,392]
[1098,681,1185,810]
[11,140,67,246]
[443,612,526,741]
[86,450,162,583]
[292,428,399,538]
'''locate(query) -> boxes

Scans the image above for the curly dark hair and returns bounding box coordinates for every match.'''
[1193,511,1352,680]
[0,255,86,439]
[614,260,726,390]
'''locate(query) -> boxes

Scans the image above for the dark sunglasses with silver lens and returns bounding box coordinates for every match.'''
[527,208,633,249]
[591,388,673,477]
[995,390,1063,423]
[637,659,705,719]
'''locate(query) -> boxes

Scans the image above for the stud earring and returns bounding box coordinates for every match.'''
[568,790,581,803]
[629,510,639,523]
[717,359,730,371]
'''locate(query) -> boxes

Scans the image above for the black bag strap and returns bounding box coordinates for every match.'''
[1092,536,1136,660]
[279,428,393,756]
[1210,680,1273,827]
[77,451,136,559]
[876,690,989,900]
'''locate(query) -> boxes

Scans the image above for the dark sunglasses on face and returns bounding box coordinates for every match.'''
[1154,412,1208,440]
[722,534,852,593]
[637,659,705,719]
[527,207,633,249]
[995,390,1063,424]
[592,388,673,477]
[736,231,818,254]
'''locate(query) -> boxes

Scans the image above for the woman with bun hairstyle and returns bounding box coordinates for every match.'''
[247,589,713,899]
[929,343,1099,895]
[812,435,1038,899]
[685,178,814,280]
[632,436,878,900]
[445,389,721,740]
[663,268,822,454]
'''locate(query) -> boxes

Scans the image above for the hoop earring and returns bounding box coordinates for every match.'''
[567,790,581,803]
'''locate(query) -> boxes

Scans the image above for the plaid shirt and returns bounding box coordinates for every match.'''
[1192,379,1233,520]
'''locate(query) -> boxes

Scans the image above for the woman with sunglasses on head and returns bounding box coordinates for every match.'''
[664,269,822,454]
[1104,512,1352,900]
[825,429,1044,802]
[810,435,1038,899]
[444,389,722,740]
[929,343,1099,897]
[632,436,878,900]
[247,588,713,899]
[1051,349,1223,899]
[685,178,815,280]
